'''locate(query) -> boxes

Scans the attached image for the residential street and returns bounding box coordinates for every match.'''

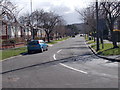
[2,36,118,88]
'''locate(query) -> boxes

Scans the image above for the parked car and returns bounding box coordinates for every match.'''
[72,35,75,37]
[27,40,48,53]
[80,34,83,37]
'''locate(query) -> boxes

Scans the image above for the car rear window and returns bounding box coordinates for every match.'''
[39,40,44,43]
[28,41,39,45]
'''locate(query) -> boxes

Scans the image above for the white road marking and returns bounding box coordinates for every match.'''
[52,39,117,78]
[53,54,56,60]
[57,49,62,53]
[48,44,53,47]
[53,50,88,74]
[60,63,88,74]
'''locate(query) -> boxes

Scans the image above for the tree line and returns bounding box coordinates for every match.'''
[19,10,67,42]
[77,0,120,48]
[0,0,72,43]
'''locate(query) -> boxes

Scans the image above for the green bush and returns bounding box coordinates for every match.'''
[2,39,16,45]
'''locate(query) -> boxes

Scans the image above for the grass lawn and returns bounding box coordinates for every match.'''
[87,40,96,44]
[47,37,69,44]
[91,43,120,56]
[1,47,27,60]
[85,36,89,41]
[0,37,69,60]
[47,41,57,44]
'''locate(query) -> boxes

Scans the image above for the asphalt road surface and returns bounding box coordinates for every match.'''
[1,35,119,88]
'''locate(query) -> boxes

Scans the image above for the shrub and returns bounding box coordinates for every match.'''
[2,39,16,45]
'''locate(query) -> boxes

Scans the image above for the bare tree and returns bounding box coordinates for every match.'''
[41,12,62,42]
[19,9,66,42]
[76,4,96,37]
[1,0,23,40]
[19,13,32,40]
[100,0,120,48]
[0,0,17,22]
[31,9,45,38]
[53,19,67,39]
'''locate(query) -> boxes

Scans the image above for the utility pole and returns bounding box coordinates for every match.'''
[96,0,100,51]
[30,0,34,40]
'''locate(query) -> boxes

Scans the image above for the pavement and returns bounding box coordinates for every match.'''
[86,40,120,62]
[104,40,120,45]
[0,43,25,50]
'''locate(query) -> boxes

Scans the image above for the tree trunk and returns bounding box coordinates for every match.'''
[34,29,38,38]
[40,30,42,38]
[111,31,119,48]
[109,20,119,48]
[46,33,50,42]
[93,31,96,42]
[100,36,104,49]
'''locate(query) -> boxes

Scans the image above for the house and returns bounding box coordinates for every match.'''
[0,18,33,41]
[113,17,120,42]
[114,17,120,31]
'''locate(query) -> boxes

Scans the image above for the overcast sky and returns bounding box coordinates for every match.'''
[11,0,92,24]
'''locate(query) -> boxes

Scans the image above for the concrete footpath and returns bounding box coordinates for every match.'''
[86,40,120,62]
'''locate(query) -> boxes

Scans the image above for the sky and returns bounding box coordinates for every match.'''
[11,0,92,24]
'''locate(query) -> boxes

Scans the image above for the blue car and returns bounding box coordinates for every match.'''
[27,40,48,53]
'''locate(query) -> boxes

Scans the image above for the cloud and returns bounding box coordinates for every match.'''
[33,1,53,11]
[10,0,91,24]
[49,5,72,15]
[63,11,81,24]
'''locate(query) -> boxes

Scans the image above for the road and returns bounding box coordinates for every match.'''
[1,35,119,88]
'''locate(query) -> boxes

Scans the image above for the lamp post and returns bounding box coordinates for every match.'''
[30,0,34,40]
[96,0,100,51]
[30,0,32,14]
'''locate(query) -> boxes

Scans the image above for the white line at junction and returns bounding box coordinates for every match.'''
[53,50,88,74]
[53,54,56,60]
[60,63,88,74]
[57,49,62,53]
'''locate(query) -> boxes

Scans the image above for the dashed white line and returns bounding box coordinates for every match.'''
[53,54,56,60]
[57,49,62,53]
[60,63,88,74]
[53,50,88,74]
[48,44,53,47]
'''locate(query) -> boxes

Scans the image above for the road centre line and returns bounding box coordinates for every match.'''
[53,50,88,74]
[60,63,88,74]
[53,49,62,60]
[57,49,62,53]
[53,54,56,60]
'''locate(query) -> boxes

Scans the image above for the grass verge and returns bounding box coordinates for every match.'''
[0,37,69,60]
[87,40,96,44]
[85,36,89,41]
[91,43,120,56]
[0,47,27,61]
[47,37,69,44]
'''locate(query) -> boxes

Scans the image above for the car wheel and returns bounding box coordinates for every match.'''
[40,48,44,52]
[28,50,31,54]
[46,47,48,51]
